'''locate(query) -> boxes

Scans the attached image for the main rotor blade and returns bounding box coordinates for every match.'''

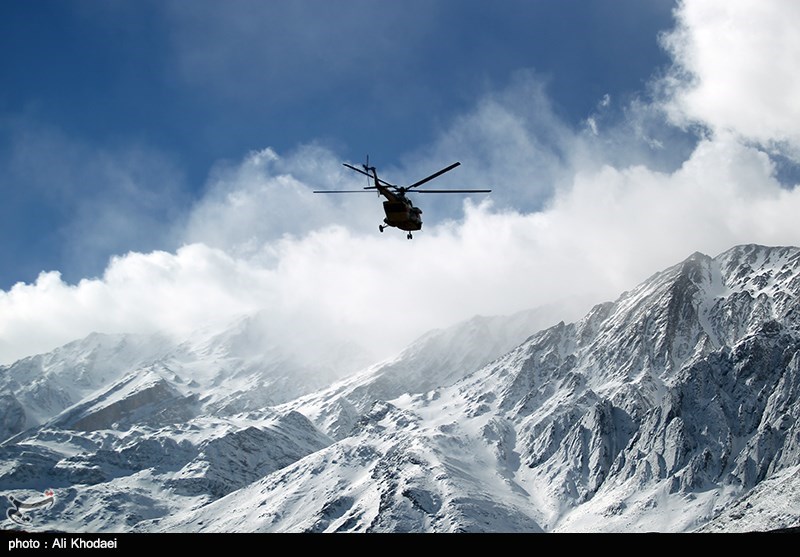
[342,163,369,176]
[342,163,396,188]
[312,190,374,193]
[407,162,461,190]
[413,189,492,193]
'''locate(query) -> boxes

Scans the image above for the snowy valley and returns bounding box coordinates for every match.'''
[2,243,799,533]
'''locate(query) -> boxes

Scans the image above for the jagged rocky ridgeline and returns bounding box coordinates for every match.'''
[1,244,799,532]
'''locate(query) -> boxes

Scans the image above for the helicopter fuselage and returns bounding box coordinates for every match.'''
[374,184,422,232]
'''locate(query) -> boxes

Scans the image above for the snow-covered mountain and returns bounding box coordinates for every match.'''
[0,310,374,445]
[2,244,799,532]
[0,298,563,532]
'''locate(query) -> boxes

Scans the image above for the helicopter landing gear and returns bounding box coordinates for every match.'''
[379,225,385,233]
[407,232,413,239]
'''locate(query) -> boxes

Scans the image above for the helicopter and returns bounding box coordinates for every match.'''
[313,158,491,239]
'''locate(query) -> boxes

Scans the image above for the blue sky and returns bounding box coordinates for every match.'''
[2,0,800,365]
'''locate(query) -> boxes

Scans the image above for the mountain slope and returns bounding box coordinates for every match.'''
[0,332,175,441]
[152,244,800,532]
[275,305,572,440]
[0,310,376,445]
[0,292,568,531]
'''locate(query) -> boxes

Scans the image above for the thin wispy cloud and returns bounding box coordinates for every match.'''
[2,120,188,282]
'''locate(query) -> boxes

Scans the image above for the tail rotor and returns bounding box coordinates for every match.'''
[362,154,375,174]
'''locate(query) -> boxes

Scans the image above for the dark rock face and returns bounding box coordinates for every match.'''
[0,394,25,440]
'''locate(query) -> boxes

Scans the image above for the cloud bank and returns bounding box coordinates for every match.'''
[2,0,800,365]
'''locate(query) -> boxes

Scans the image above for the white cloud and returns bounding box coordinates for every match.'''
[0,246,265,363]
[544,136,800,288]
[4,133,798,366]
[661,0,800,158]
[183,144,381,260]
